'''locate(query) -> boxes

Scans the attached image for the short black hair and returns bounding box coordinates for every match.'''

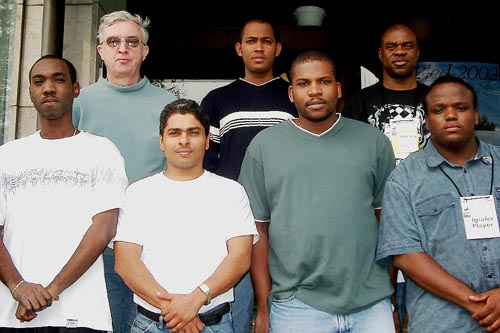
[29,55,77,84]
[423,75,477,114]
[159,99,210,136]
[238,17,281,43]
[288,50,336,83]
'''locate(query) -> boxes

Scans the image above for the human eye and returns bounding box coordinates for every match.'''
[263,38,273,45]
[431,107,443,114]
[403,42,415,50]
[167,129,179,136]
[125,37,140,48]
[106,37,120,48]
[385,43,396,51]
[32,79,43,85]
[246,38,256,45]
[190,129,201,136]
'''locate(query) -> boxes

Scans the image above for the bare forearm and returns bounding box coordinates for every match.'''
[47,209,117,298]
[394,252,477,311]
[0,239,24,291]
[203,235,253,300]
[115,244,167,309]
[251,223,271,310]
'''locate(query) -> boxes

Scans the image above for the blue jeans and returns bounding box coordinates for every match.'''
[231,272,254,333]
[269,296,394,333]
[104,247,137,333]
[131,309,234,333]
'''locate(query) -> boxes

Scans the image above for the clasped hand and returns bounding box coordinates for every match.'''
[12,281,56,322]
[157,291,205,333]
[469,289,500,332]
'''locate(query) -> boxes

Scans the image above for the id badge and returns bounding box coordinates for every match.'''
[460,195,500,239]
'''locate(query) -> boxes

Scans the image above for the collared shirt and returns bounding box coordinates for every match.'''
[376,138,500,332]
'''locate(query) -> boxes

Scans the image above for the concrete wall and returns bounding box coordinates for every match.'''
[7,0,126,141]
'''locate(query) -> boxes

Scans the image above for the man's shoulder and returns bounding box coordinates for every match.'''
[128,172,161,189]
[145,80,177,97]
[342,116,382,135]
[78,81,101,95]
[203,80,239,97]
[204,170,243,188]
[390,148,427,178]
[245,120,290,150]
[0,134,34,153]
[356,81,383,95]
[78,131,122,151]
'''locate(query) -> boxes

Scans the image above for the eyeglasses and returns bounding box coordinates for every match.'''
[104,37,144,49]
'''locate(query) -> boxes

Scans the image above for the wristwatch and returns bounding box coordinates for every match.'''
[199,283,211,305]
[391,303,399,312]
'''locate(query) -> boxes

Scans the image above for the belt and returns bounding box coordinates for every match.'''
[137,302,230,326]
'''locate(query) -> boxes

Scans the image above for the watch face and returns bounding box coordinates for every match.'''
[199,284,211,305]
[199,284,210,294]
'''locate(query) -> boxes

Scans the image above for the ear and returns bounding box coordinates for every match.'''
[142,45,149,61]
[235,42,242,57]
[378,47,383,62]
[288,85,294,103]
[97,44,104,59]
[275,42,282,57]
[159,134,164,152]
[205,133,210,150]
[73,82,81,98]
[474,110,479,126]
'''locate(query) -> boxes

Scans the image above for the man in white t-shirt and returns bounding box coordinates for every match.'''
[0,55,128,332]
[114,99,258,333]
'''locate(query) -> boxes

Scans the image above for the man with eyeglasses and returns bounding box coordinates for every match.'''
[72,10,177,333]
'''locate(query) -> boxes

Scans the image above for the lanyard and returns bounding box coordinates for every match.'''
[438,155,494,197]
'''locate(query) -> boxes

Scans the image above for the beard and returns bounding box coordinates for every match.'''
[300,110,335,123]
[387,66,414,80]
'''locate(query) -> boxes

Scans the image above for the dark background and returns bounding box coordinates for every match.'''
[127,1,499,97]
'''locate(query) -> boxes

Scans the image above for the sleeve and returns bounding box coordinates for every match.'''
[376,167,422,265]
[114,184,144,246]
[373,133,396,208]
[224,184,259,244]
[201,93,220,172]
[91,139,129,217]
[238,141,270,222]
[342,89,369,122]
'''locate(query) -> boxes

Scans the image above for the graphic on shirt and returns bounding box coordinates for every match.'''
[367,102,429,148]
[3,168,92,195]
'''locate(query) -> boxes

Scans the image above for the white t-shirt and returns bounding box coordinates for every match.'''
[0,131,128,330]
[114,171,258,313]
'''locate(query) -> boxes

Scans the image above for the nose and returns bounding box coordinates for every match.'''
[43,80,55,95]
[444,107,458,120]
[255,40,265,51]
[393,43,407,54]
[117,40,129,53]
[308,82,322,96]
[179,131,189,145]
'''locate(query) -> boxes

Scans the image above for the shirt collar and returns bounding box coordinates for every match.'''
[425,136,493,168]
